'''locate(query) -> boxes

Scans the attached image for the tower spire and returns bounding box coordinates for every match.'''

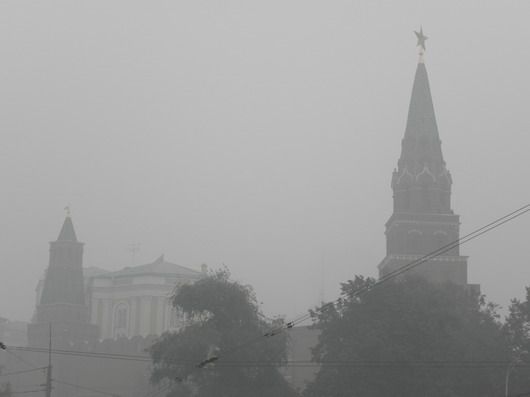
[378,29,472,288]
[397,30,445,189]
[57,210,77,242]
[29,213,98,351]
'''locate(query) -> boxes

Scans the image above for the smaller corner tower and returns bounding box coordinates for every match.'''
[378,29,470,286]
[28,212,98,349]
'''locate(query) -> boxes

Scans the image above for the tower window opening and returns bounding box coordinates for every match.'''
[434,231,448,251]
[406,230,423,254]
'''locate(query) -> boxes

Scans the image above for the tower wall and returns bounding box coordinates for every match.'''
[378,60,472,287]
[28,216,99,349]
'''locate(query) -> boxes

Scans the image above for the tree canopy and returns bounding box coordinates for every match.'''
[150,270,297,397]
[504,287,530,396]
[304,276,512,397]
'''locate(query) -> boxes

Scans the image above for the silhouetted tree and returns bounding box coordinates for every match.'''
[304,276,511,397]
[504,287,530,396]
[150,269,297,397]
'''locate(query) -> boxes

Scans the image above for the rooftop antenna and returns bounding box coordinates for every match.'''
[128,243,141,266]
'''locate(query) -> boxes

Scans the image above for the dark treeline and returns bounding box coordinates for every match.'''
[150,271,530,397]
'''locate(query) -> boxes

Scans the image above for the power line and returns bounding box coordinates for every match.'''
[202,360,530,368]
[3,348,122,397]
[283,204,530,330]
[143,380,173,397]
[10,206,526,390]
[3,349,41,371]
[0,367,47,377]
[363,205,530,291]
[11,345,530,369]
[12,346,154,363]
[4,205,527,395]
[53,379,121,397]
[194,204,530,368]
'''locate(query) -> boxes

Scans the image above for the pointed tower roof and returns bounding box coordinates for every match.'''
[379,29,471,288]
[404,61,439,140]
[57,215,78,242]
[397,55,446,178]
[391,30,453,215]
[38,214,85,309]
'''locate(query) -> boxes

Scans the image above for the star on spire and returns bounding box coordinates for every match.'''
[414,26,428,51]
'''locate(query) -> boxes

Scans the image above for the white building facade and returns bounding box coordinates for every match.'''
[86,255,204,339]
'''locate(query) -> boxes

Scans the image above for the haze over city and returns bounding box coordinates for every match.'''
[1,0,528,325]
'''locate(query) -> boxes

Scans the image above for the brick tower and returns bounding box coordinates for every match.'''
[28,214,98,349]
[378,33,470,286]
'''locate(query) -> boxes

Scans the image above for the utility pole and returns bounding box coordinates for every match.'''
[45,324,52,397]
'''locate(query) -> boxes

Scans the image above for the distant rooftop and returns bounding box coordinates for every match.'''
[90,255,203,279]
[83,266,110,278]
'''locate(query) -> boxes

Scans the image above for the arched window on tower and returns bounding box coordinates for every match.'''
[439,190,450,213]
[406,230,423,254]
[434,231,450,254]
[113,302,129,339]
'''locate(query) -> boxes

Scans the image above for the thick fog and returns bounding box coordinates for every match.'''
[0,0,528,322]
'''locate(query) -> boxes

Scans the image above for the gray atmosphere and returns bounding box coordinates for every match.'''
[1,0,529,323]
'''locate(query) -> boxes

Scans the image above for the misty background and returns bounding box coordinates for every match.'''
[0,0,528,322]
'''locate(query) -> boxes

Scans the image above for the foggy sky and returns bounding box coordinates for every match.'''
[1,0,528,322]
